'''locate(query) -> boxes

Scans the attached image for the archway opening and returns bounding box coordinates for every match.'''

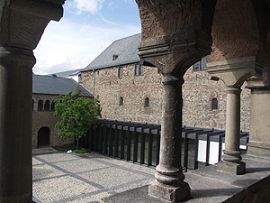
[37,127,50,148]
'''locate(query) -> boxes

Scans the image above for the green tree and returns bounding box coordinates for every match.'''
[54,90,101,149]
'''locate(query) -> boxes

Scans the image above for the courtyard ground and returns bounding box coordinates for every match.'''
[32,151,154,203]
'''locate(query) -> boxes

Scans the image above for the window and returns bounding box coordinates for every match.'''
[193,57,207,72]
[32,100,34,111]
[38,100,43,111]
[51,101,55,111]
[118,67,123,78]
[113,54,118,61]
[135,64,144,76]
[44,100,50,111]
[144,97,150,107]
[211,98,218,110]
[119,97,123,106]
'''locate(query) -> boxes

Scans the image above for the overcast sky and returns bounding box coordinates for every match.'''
[33,0,141,75]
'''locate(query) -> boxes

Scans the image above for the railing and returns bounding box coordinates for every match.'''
[79,119,249,171]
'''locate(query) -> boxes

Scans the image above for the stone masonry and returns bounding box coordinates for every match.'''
[81,64,251,132]
[32,94,73,148]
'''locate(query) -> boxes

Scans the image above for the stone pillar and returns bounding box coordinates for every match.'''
[33,100,38,112]
[149,74,190,202]
[0,46,36,202]
[219,86,245,174]
[246,75,270,156]
[207,57,261,175]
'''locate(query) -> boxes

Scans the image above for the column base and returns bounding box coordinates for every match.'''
[248,141,270,157]
[148,180,190,203]
[217,161,246,175]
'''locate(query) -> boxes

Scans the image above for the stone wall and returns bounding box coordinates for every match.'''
[80,64,251,132]
[183,68,251,131]
[81,64,163,124]
[32,94,73,148]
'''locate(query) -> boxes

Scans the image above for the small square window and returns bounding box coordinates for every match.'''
[113,54,118,61]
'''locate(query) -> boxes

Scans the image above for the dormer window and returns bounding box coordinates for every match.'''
[113,54,118,61]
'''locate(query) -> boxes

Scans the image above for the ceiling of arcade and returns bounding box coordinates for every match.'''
[136,0,270,75]
[0,0,269,74]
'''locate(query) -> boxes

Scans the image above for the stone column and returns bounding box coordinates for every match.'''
[149,74,190,202]
[207,57,261,175]
[33,100,38,112]
[219,86,245,174]
[0,46,36,202]
[246,74,270,157]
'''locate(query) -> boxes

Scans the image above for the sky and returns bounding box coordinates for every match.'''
[33,0,141,75]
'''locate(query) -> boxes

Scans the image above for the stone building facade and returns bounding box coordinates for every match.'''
[32,74,92,148]
[80,34,251,132]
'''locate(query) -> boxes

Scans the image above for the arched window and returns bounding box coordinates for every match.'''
[144,97,150,107]
[44,100,50,111]
[51,101,55,111]
[119,97,123,106]
[211,98,218,110]
[38,100,43,111]
[32,100,34,111]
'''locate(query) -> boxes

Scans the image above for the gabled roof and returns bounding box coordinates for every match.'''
[32,74,92,97]
[82,33,141,72]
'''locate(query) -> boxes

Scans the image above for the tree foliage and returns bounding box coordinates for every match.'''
[54,90,101,148]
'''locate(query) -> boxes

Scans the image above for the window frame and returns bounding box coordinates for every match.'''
[144,97,150,108]
[119,96,124,106]
[135,64,144,76]
[211,97,219,110]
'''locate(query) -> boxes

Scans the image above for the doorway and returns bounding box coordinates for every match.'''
[37,127,50,147]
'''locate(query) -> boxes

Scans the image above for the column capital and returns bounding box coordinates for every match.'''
[246,75,270,90]
[162,74,184,86]
[207,56,262,87]
[225,86,242,94]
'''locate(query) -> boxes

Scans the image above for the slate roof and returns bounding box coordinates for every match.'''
[82,33,141,72]
[52,69,82,78]
[32,74,92,97]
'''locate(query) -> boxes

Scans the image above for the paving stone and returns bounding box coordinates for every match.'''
[33,164,65,181]
[35,153,80,163]
[32,158,44,166]
[78,167,147,189]
[54,158,110,174]
[33,176,99,203]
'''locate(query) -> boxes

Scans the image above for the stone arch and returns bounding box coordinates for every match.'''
[209,0,260,62]
[37,127,50,148]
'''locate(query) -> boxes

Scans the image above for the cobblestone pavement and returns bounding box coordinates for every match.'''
[33,152,155,203]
